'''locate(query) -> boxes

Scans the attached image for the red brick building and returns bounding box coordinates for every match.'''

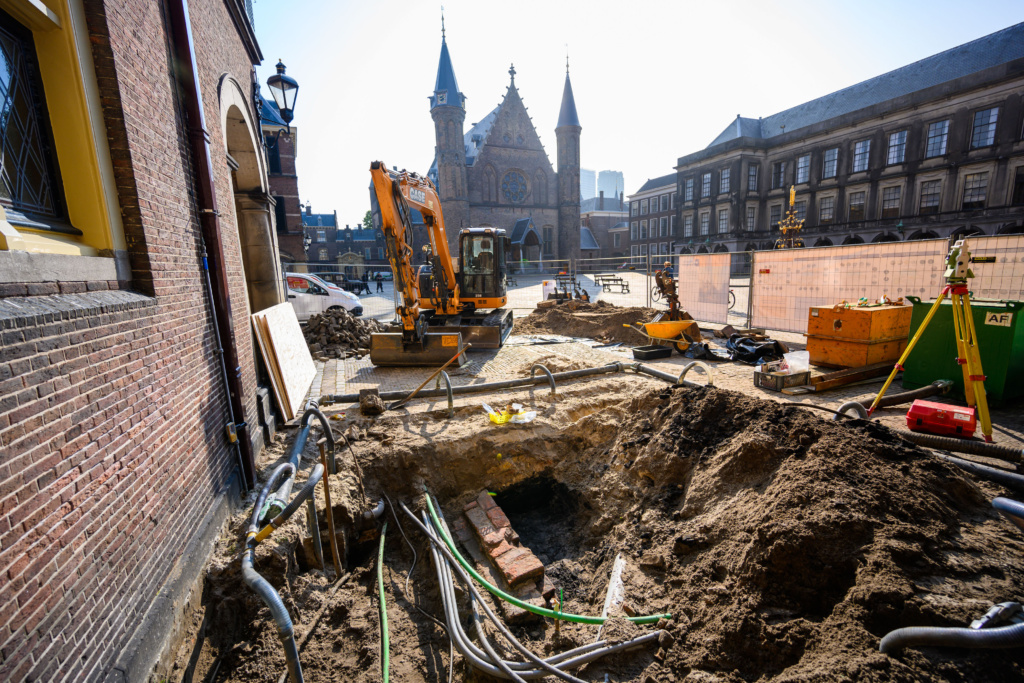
[262,92,305,263]
[0,0,281,680]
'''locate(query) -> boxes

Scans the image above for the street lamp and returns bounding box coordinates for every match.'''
[265,60,299,147]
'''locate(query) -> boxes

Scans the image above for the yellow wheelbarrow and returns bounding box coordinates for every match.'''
[623,320,702,354]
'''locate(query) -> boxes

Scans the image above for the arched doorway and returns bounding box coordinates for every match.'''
[951,226,985,239]
[814,237,833,247]
[872,233,899,243]
[220,75,283,314]
[997,223,1024,235]
[843,235,865,245]
[907,230,939,240]
[712,244,729,253]
[697,246,710,254]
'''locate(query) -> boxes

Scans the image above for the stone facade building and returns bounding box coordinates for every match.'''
[675,23,1024,255]
[580,192,628,260]
[303,203,393,278]
[627,173,677,261]
[0,1,282,680]
[428,31,582,263]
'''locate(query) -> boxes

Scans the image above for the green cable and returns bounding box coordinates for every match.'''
[424,493,671,625]
[377,521,390,683]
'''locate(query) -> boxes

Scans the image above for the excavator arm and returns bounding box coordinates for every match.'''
[368,161,467,365]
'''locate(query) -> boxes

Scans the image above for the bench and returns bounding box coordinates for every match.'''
[593,273,618,285]
[601,277,630,294]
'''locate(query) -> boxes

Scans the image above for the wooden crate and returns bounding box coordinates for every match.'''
[806,304,912,369]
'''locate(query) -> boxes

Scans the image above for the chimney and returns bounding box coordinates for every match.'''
[599,190,604,211]
[304,201,311,216]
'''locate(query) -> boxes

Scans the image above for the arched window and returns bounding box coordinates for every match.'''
[534,169,546,204]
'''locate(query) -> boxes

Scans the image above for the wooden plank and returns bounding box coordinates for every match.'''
[252,311,290,420]
[261,303,315,421]
[806,361,893,392]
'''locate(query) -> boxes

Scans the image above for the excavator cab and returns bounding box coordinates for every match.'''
[459,228,509,303]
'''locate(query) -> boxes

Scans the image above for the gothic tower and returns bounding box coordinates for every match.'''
[556,65,581,262]
[430,26,469,255]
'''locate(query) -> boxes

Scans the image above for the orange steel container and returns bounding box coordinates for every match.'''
[805,304,912,369]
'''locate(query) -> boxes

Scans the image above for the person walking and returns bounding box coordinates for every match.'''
[375,271,384,292]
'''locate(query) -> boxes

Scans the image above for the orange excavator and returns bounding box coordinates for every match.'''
[368,162,514,366]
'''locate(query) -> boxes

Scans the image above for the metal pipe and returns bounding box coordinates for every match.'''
[899,431,1022,463]
[364,499,386,521]
[631,362,707,388]
[937,455,1024,494]
[435,370,454,418]
[678,361,714,386]
[832,401,868,421]
[530,364,556,394]
[255,464,324,544]
[167,0,254,489]
[322,363,626,405]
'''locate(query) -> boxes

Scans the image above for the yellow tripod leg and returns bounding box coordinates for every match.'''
[868,291,947,415]
[959,294,993,441]
[950,293,974,407]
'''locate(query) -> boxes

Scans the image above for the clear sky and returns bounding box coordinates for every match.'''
[253,0,1023,223]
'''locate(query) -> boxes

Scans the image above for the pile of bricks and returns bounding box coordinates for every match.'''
[460,491,544,587]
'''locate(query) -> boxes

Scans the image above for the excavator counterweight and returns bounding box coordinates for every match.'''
[368,162,513,366]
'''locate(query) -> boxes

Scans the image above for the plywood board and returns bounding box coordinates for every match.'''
[251,303,315,421]
[252,313,289,420]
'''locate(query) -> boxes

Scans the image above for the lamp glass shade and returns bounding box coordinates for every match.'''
[267,73,299,116]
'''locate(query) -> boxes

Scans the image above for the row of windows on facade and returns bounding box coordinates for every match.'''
[667,167,1017,238]
[630,191,676,216]
[679,107,1003,202]
[317,247,386,261]
[629,215,677,240]
[629,242,676,258]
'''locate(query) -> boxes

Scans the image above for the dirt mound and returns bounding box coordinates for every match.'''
[174,383,1024,683]
[304,308,385,359]
[569,386,1024,681]
[514,300,662,344]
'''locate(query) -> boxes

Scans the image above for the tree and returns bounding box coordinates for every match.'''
[362,210,372,230]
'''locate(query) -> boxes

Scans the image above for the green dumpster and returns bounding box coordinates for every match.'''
[902,297,1024,405]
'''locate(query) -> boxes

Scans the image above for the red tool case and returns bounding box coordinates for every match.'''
[906,399,976,438]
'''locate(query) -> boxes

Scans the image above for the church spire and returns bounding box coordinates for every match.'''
[431,20,464,110]
[556,70,580,129]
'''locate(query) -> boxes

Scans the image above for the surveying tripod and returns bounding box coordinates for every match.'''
[867,239,993,441]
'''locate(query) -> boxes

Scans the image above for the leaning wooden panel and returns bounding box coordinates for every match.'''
[255,303,315,421]
[252,312,289,420]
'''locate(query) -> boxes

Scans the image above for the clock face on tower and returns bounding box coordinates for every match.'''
[501,171,527,203]
[437,91,447,105]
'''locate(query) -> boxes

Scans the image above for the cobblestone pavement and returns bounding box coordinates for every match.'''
[309,315,1022,451]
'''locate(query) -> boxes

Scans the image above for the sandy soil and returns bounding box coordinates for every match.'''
[513,300,662,345]
[170,377,1024,682]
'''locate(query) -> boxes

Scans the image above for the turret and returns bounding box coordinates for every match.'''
[556,63,582,262]
[430,21,469,253]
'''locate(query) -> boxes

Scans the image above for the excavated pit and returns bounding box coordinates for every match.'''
[170,383,1024,683]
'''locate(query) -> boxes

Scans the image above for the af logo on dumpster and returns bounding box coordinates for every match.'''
[984,311,1013,327]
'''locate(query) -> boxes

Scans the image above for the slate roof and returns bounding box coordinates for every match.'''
[635,173,676,194]
[431,36,465,110]
[609,222,629,230]
[302,212,335,228]
[580,196,627,213]
[557,73,580,128]
[706,22,1024,148]
[580,226,600,251]
[510,217,537,245]
[351,229,377,241]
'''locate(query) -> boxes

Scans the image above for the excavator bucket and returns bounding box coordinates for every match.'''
[369,331,468,367]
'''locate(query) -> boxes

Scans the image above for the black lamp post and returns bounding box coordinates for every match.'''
[266,60,299,146]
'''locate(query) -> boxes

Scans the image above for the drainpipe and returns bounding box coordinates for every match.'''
[167,0,255,489]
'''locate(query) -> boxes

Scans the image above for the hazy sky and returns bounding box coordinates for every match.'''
[253,0,1023,223]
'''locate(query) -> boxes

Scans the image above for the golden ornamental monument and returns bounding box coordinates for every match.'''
[774,185,805,249]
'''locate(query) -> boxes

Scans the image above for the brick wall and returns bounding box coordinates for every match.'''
[0,0,265,680]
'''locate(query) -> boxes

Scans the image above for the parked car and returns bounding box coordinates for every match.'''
[285,272,363,322]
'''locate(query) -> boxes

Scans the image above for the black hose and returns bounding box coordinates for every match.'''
[858,380,952,410]
[880,622,1024,653]
[899,431,1022,463]
[256,464,325,542]
[251,464,295,530]
[937,455,1024,494]
[993,497,1024,534]
[321,363,625,404]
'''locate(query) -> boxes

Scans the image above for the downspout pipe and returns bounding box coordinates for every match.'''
[167,0,254,489]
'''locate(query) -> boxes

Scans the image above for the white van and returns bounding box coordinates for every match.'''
[285,273,363,322]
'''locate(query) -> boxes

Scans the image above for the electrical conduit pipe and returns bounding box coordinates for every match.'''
[422,494,671,625]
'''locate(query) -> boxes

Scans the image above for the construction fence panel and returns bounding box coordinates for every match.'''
[750,240,948,334]
[674,252,732,324]
[965,234,1024,301]
[506,259,571,313]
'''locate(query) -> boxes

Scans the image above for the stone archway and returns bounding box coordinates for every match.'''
[814,237,833,247]
[843,235,864,245]
[220,75,283,314]
[712,244,729,253]
[907,230,939,241]
[872,232,899,243]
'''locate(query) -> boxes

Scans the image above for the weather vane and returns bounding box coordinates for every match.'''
[441,5,445,38]
[566,44,570,74]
